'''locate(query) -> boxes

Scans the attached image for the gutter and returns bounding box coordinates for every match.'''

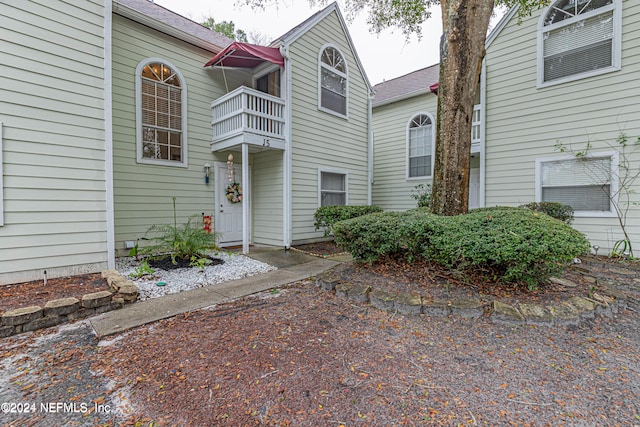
[367,92,374,205]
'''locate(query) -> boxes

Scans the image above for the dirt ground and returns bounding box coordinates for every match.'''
[1,246,639,426]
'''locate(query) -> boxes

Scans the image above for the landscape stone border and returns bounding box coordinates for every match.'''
[0,270,138,339]
[316,268,637,326]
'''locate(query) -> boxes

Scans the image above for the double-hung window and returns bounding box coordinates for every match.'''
[407,114,434,179]
[136,59,188,166]
[539,0,621,86]
[319,45,347,117]
[320,170,347,206]
[537,154,616,214]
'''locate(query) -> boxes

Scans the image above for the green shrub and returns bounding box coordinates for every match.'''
[333,209,445,263]
[519,202,574,224]
[334,207,590,290]
[424,208,589,289]
[333,211,406,262]
[314,205,383,237]
[410,184,432,208]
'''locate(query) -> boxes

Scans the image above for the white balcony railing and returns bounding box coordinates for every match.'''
[211,86,286,147]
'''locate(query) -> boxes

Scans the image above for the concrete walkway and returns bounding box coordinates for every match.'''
[90,249,341,338]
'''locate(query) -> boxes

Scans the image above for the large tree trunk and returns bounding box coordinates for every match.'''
[430,0,495,216]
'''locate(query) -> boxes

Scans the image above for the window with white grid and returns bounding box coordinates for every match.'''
[407,114,433,179]
[319,45,347,117]
[539,0,621,86]
[136,60,187,166]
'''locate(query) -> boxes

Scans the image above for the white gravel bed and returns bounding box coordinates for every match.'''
[116,252,276,301]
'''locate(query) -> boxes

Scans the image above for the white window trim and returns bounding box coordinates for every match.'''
[317,43,349,119]
[0,122,3,226]
[135,58,189,167]
[405,112,436,181]
[318,167,349,207]
[536,0,622,88]
[534,151,619,218]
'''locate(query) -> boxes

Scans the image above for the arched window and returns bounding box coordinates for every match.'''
[136,59,188,166]
[319,45,347,117]
[407,114,434,179]
[538,0,621,86]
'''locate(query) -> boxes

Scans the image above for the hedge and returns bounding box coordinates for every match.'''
[333,207,590,290]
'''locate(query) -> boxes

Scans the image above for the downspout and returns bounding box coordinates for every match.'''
[105,0,115,268]
[280,43,293,249]
[367,92,374,205]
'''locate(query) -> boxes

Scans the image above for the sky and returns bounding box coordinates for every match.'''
[153,0,444,86]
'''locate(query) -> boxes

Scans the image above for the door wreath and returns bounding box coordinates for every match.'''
[225,182,243,203]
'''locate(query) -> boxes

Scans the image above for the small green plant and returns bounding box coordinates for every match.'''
[189,255,208,270]
[611,239,632,259]
[410,183,432,208]
[143,198,219,264]
[314,205,383,237]
[129,260,154,278]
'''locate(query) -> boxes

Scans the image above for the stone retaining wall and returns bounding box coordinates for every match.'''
[317,272,637,326]
[0,270,137,338]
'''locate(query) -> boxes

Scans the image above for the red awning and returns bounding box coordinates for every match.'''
[204,42,284,68]
[429,82,439,94]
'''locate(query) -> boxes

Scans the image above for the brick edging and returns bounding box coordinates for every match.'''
[0,270,138,339]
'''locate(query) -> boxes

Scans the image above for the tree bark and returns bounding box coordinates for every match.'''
[430,0,495,216]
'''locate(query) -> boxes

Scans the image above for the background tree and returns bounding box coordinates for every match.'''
[248,30,271,45]
[239,0,550,215]
[202,17,249,42]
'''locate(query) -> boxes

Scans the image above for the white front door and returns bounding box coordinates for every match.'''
[216,163,244,245]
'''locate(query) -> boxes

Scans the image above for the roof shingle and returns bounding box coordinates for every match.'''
[372,63,440,107]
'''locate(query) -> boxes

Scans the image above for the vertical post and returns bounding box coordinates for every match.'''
[242,143,249,254]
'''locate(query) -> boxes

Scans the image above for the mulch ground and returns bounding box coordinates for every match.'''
[0,273,111,314]
[1,243,639,426]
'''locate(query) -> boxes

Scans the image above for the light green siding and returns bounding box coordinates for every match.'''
[484,2,640,251]
[112,14,234,253]
[288,11,370,242]
[252,150,284,246]
[0,0,107,283]
[372,94,438,211]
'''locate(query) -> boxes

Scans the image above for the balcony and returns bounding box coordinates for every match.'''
[211,86,286,153]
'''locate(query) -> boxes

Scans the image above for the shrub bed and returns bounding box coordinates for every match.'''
[334,207,590,290]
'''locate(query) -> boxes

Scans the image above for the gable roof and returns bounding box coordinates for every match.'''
[372,63,440,108]
[113,0,233,53]
[271,2,373,94]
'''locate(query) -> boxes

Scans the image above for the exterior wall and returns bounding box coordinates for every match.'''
[484,2,640,251]
[288,11,371,242]
[0,0,107,283]
[372,93,438,211]
[251,150,284,246]
[112,14,235,254]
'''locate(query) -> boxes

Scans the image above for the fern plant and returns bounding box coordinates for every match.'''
[142,198,219,264]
